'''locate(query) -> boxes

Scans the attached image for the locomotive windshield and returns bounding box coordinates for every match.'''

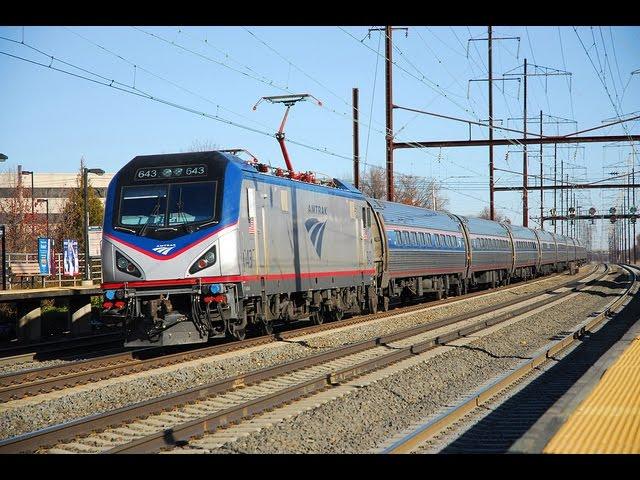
[119,181,217,233]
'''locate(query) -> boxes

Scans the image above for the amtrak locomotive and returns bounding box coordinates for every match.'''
[100,151,587,347]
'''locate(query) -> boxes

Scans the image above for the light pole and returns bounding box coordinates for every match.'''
[35,199,49,239]
[21,170,34,239]
[83,167,104,283]
[1,156,6,288]
[0,225,6,290]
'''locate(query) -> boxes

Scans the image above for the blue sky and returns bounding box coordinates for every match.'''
[0,26,638,248]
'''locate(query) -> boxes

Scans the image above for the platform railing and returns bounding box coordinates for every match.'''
[1,252,102,289]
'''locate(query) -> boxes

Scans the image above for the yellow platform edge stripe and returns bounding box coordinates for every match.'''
[544,336,640,454]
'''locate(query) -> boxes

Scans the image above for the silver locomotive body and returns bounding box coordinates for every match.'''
[101,151,376,346]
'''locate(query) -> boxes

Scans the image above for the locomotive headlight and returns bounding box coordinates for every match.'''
[115,251,142,278]
[116,256,129,270]
[189,245,217,274]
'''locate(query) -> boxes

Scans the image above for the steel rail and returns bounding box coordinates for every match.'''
[0,266,592,402]
[0,264,601,454]
[104,265,608,454]
[381,264,636,454]
[0,332,124,366]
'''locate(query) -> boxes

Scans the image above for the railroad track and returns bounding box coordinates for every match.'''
[0,266,596,403]
[379,263,637,454]
[0,332,124,368]
[0,264,606,453]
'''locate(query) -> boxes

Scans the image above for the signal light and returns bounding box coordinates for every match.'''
[114,300,126,310]
[189,245,217,274]
[115,251,142,278]
[102,301,114,309]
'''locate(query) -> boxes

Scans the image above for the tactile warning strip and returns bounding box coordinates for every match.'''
[544,336,640,453]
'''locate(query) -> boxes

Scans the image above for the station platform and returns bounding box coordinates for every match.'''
[543,333,640,453]
[0,285,101,302]
[511,289,640,454]
[0,285,102,342]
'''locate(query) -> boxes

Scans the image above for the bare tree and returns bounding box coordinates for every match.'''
[395,174,449,210]
[359,166,386,200]
[0,167,45,252]
[358,166,448,210]
[477,206,511,223]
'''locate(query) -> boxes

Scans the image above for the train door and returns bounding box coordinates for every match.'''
[452,214,471,280]
[532,230,543,270]
[247,186,268,278]
[368,206,388,287]
[502,223,516,275]
[349,201,362,268]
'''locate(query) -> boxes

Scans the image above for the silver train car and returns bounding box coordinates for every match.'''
[100,151,588,347]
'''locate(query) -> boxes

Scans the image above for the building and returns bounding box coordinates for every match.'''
[0,166,115,225]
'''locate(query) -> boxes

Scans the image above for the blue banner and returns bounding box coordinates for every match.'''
[38,237,52,275]
[63,239,79,276]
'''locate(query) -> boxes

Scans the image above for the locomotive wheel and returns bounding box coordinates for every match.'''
[435,289,443,300]
[332,308,344,321]
[233,327,246,341]
[380,296,390,312]
[368,295,378,314]
[462,281,468,295]
[310,310,324,325]
[454,283,462,297]
[261,320,274,335]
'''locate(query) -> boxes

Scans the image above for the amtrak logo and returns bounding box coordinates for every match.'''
[305,218,327,257]
[152,243,177,255]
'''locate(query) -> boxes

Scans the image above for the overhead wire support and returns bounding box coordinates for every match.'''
[467,35,520,59]
[465,27,520,220]
[367,26,408,202]
[502,59,571,226]
[467,77,520,100]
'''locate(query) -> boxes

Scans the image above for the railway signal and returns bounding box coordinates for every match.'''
[589,207,596,224]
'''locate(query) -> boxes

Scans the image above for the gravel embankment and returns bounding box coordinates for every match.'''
[192,269,622,453]
[0,267,595,440]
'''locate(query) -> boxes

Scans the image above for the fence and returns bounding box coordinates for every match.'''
[1,252,102,289]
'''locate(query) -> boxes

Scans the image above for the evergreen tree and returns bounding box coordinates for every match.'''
[53,158,105,255]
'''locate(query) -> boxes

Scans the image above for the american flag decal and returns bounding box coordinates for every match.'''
[248,217,256,234]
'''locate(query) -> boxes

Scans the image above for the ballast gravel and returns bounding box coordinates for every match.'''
[195,269,622,454]
[0,268,594,441]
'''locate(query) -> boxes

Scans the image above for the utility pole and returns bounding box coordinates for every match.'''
[385,25,394,201]
[488,26,494,220]
[523,58,528,227]
[560,158,564,235]
[633,157,636,263]
[554,143,557,233]
[367,26,408,202]
[540,110,544,230]
[466,28,520,220]
[353,87,359,189]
